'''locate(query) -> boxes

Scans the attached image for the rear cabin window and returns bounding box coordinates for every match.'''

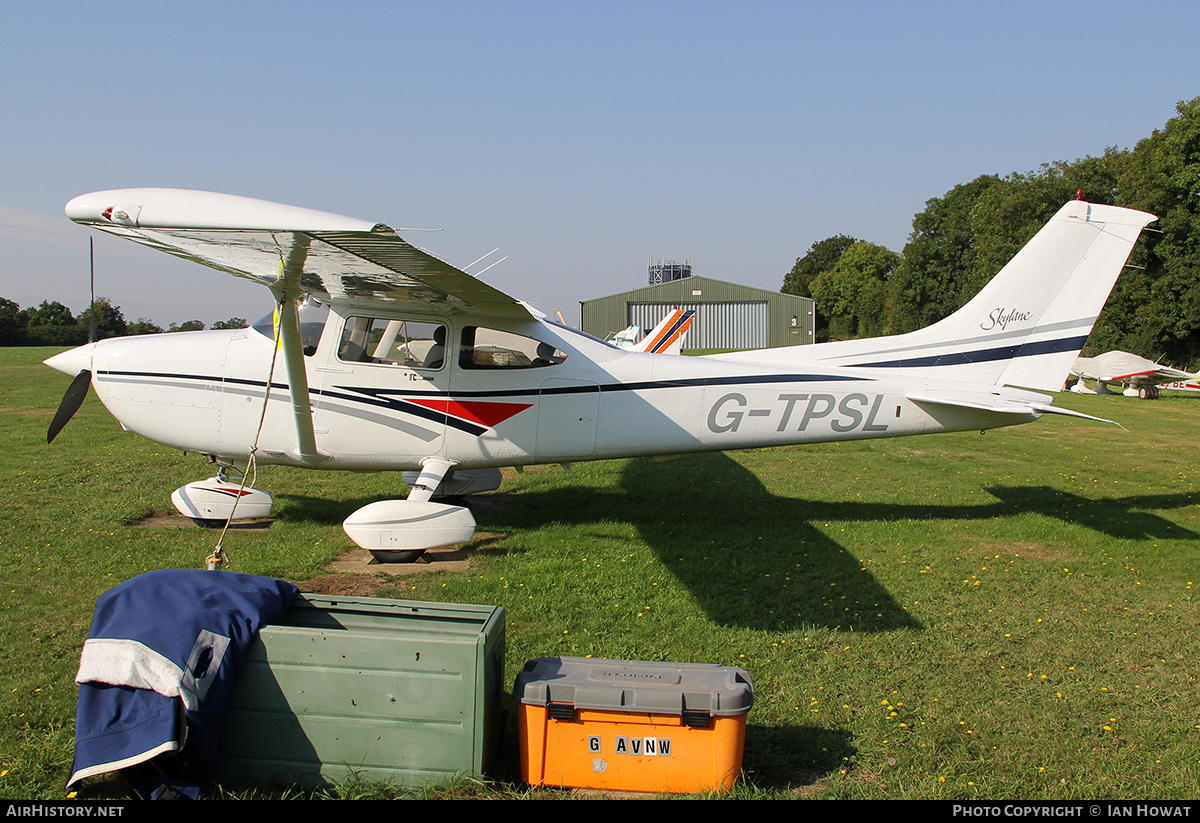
[338,317,446,370]
[459,327,566,369]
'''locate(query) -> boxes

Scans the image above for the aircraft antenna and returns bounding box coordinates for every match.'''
[471,256,508,278]
[465,247,501,271]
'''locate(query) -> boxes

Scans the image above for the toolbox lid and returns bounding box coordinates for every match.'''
[513,656,753,716]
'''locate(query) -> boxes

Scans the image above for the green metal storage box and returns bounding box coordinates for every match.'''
[217,594,505,789]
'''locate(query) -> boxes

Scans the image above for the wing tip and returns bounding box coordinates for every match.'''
[66,188,378,232]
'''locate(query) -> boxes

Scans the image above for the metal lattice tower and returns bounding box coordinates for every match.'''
[648,259,692,285]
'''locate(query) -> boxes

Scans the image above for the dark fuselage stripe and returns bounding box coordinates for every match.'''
[95,368,871,436]
[846,336,1088,370]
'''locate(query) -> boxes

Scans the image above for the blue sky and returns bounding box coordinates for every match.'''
[2,1,1197,328]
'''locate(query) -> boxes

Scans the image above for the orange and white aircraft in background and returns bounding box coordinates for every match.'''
[609,308,695,354]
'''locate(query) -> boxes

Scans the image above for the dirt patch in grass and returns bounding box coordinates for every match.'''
[960,535,1065,562]
[299,571,389,597]
[133,511,274,530]
[301,535,506,596]
[328,542,483,574]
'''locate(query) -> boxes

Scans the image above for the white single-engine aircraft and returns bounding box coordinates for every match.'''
[45,189,1155,561]
[1070,350,1200,399]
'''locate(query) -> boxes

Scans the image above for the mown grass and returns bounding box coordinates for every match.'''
[2,346,1199,799]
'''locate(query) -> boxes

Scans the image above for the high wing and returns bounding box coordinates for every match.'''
[65,188,531,319]
[1071,351,1196,386]
[65,188,533,464]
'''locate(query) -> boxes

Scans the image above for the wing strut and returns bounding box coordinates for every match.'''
[273,234,327,465]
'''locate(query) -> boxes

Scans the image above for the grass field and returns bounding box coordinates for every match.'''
[2,346,1199,799]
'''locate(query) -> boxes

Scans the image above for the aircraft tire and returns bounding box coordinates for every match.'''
[369,548,427,563]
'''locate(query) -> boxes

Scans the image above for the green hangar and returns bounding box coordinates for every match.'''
[579,273,816,351]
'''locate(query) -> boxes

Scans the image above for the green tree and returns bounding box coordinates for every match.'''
[783,235,861,341]
[887,175,1001,334]
[211,317,248,330]
[966,150,1127,300]
[23,324,88,346]
[809,241,899,339]
[21,300,86,346]
[0,298,26,345]
[168,320,206,332]
[127,318,164,335]
[1101,97,1200,366]
[783,235,861,299]
[885,152,1127,336]
[20,300,75,327]
[76,297,128,340]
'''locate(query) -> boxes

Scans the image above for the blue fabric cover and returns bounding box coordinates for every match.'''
[70,569,298,798]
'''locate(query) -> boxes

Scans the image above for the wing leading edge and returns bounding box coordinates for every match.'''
[65,188,531,319]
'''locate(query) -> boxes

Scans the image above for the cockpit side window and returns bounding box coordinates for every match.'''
[459,326,567,369]
[250,299,329,356]
[338,317,446,369]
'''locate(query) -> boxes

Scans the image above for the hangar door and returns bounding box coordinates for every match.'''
[628,302,767,350]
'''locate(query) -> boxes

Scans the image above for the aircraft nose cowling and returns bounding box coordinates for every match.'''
[44,343,96,376]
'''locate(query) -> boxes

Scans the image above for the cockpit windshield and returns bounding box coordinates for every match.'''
[250,298,330,356]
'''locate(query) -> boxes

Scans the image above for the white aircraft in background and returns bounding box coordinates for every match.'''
[1070,351,1200,399]
[45,189,1154,561]
[608,308,695,354]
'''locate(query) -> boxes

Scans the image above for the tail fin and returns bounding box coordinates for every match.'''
[827,200,1156,390]
[633,308,695,354]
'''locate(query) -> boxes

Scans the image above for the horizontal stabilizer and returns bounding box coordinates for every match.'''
[906,391,1048,417]
[1028,403,1124,429]
[907,391,1122,428]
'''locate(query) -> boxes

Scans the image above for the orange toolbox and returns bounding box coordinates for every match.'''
[513,656,753,794]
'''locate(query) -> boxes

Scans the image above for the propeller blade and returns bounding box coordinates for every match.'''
[47,369,92,444]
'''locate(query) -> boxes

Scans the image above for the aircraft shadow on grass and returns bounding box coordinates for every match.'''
[477,452,925,634]
[276,451,1198,633]
[492,451,1200,632]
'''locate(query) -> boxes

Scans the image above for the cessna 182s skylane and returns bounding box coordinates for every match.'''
[45,189,1155,561]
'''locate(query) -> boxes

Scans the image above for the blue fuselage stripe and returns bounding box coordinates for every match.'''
[846,336,1088,370]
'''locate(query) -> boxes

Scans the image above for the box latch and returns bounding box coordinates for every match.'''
[682,709,712,729]
[547,702,576,722]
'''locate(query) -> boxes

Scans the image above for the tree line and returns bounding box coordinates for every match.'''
[784,97,1200,367]
[0,295,247,347]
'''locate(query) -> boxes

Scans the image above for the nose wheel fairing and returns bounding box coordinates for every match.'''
[171,476,274,526]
